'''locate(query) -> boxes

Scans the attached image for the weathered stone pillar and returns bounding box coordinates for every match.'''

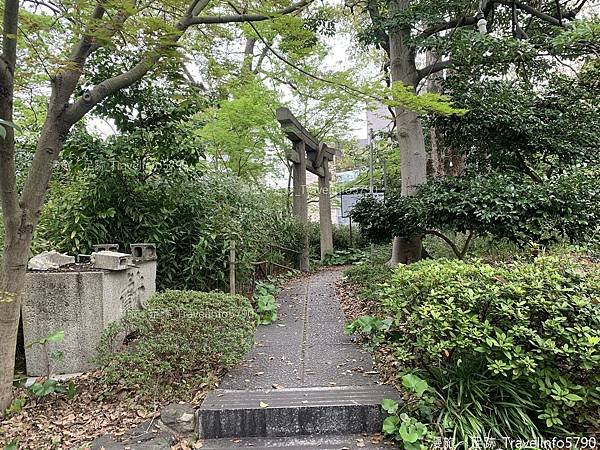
[318,159,334,259]
[292,141,310,271]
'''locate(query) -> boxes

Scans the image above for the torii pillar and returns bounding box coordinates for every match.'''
[277,107,335,271]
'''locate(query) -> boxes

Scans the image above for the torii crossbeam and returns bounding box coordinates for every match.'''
[276,107,335,271]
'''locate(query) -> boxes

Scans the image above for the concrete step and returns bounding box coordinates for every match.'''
[199,434,395,449]
[197,385,398,439]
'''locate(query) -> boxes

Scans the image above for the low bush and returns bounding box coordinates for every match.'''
[322,249,367,265]
[97,290,257,398]
[344,263,392,301]
[350,258,600,445]
[308,223,365,258]
[345,263,392,285]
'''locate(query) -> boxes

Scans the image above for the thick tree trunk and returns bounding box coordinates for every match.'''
[0,233,31,410]
[0,0,22,411]
[0,115,69,410]
[388,0,426,265]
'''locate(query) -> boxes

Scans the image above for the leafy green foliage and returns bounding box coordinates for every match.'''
[432,75,600,180]
[352,168,600,248]
[28,380,76,399]
[382,386,430,450]
[37,171,304,291]
[3,396,27,419]
[345,315,392,349]
[321,249,367,266]
[384,82,467,116]
[23,331,77,400]
[377,258,600,434]
[254,282,279,325]
[4,441,18,450]
[97,290,257,398]
[343,263,392,302]
[26,330,64,349]
[197,80,282,180]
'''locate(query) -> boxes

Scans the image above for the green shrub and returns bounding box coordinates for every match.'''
[352,168,600,249]
[344,263,392,301]
[97,290,257,398]
[378,258,600,438]
[36,172,304,291]
[322,249,367,265]
[308,223,365,257]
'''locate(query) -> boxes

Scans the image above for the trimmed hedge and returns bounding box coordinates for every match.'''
[97,290,257,398]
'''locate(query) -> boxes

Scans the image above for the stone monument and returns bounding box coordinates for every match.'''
[21,244,157,376]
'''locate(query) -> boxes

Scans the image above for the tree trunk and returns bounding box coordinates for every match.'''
[0,114,69,410]
[0,235,30,410]
[388,0,426,264]
[424,50,465,178]
[426,50,444,178]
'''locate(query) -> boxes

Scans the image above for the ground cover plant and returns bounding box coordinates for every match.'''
[345,256,600,447]
[97,290,257,398]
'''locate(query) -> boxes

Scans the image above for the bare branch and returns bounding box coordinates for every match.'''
[419,16,479,39]
[242,37,256,72]
[184,0,313,26]
[69,1,108,66]
[65,48,171,124]
[419,0,584,41]
[416,59,452,84]
[252,45,269,74]
[460,230,475,259]
[496,0,562,26]
[425,229,463,259]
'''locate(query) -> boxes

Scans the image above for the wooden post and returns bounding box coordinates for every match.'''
[229,240,236,294]
[318,159,334,259]
[292,141,310,272]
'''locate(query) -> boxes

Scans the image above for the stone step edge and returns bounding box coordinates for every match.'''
[198,433,394,449]
[200,385,399,411]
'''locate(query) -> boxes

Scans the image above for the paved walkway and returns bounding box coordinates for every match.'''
[198,269,396,448]
[220,268,379,390]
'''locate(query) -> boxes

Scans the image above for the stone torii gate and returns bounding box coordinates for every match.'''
[276,107,335,271]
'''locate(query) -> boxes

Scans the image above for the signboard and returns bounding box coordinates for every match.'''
[338,191,385,219]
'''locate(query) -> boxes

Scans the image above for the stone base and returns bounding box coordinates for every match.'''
[21,260,156,376]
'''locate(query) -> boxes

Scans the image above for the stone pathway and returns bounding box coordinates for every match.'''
[198,268,397,449]
[220,268,378,390]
